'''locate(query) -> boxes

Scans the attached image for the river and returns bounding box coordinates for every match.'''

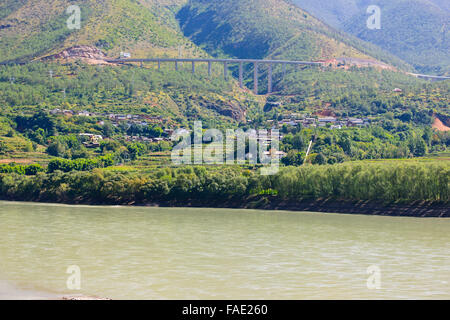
[0,201,449,299]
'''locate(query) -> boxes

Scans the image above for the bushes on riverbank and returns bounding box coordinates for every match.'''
[0,155,114,176]
[0,161,448,205]
[271,162,448,203]
[0,163,44,175]
[47,155,114,173]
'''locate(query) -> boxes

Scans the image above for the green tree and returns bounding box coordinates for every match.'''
[47,141,66,157]
[281,150,305,166]
[292,133,305,150]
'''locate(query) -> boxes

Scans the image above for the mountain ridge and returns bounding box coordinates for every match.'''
[292,0,450,75]
[0,0,414,74]
[177,0,411,71]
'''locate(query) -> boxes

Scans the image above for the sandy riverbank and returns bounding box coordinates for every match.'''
[0,280,58,300]
[0,280,111,300]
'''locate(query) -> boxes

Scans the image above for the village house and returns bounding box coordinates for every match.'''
[79,133,103,148]
[318,117,337,124]
[347,118,365,127]
[78,111,91,117]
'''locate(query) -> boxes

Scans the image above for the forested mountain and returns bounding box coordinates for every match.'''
[0,0,411,70]
[0,0,447,119]
[292,0,450,75]
[177,0,410,69]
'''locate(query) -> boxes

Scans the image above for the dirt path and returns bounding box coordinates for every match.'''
[0,159,35,164]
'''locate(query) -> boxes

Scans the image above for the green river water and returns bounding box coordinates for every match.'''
[0,201,449,299]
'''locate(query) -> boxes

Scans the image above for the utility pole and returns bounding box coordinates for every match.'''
[178,45,183,67]
[303,140,313,165]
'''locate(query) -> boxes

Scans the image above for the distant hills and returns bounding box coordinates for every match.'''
[292,0,450,75]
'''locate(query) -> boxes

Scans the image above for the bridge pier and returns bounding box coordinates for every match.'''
[239,62,244,88]
[224,62,228,80]
[113,58,324,94]
[253,62,259,94]
[268,63,273,94]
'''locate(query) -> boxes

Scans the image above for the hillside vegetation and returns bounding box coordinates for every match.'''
[177,0,410,70]
[0,62,253,126]
[0,0,205,63]
[292,0,450,75]
[0,0,448,211]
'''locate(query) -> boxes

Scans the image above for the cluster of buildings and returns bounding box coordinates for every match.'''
[271,114,371,129]
[50,108,165,126]
[50,108,177,144]
[123,132,173,143]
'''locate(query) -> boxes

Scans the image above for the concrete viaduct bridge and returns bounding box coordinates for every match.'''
[407,73,450,82]
[106,58,323,95]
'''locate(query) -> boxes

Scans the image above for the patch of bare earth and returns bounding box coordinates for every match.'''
[40,46,115,65]
[432,117,450,132]
[0,158,35,164]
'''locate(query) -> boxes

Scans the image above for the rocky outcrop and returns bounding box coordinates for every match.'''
[41,46,109,64]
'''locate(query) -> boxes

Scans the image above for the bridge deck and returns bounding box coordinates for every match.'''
[407,73,450,80]
[106,58,323,66]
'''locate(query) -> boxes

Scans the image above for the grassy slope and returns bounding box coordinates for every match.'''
[0,0,208,63]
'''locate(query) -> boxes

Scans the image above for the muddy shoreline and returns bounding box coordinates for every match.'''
[0,280,111,300]
[1,197,448,217]
[154,197,449,218]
